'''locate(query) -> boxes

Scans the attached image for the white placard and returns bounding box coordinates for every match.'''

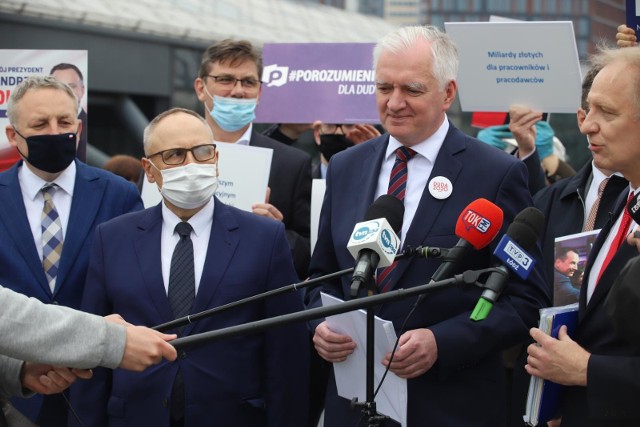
[214,143,273,212]
[310,178,326,253]
[444,21,582,113]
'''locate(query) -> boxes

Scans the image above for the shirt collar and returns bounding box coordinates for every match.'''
[215,123,253,146]
[385,116,450,164]
[19,160,77,201]
[161,197,214,238]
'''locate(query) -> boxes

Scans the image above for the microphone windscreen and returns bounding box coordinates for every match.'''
[627,191,640,225]
[507,207,545,251]
[455,198,504,250]
[364,195,405,233]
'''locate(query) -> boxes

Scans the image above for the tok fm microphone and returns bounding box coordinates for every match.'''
[348,195,404,297]
[470,206,545,321]
[415,198,504,306]
[627,190,640,225]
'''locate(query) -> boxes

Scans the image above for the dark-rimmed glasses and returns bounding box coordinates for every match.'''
[147,144,216,166]
[319,124,355,135]
[206,74,260,89]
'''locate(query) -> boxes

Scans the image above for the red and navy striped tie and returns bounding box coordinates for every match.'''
[377,146,416,293]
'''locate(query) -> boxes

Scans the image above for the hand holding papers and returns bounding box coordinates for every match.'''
[321,293,407,427]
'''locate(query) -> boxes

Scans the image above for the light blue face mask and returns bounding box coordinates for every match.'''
[208,93,257,132]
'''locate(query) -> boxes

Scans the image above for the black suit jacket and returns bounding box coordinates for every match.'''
[250,131,312,279]
[560,191,640,427]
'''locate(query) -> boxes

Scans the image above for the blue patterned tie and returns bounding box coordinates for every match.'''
[378,147,416,293]
[168,222,195,322]
[41,184,63,293]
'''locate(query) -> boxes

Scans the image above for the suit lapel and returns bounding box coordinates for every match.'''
[0,164,49,292]
[581,191,632,320]
[186,199,240,334]
[55,162,106,295]
[356,136,389,222]
[133,205,175,322]
[392,126,465,288]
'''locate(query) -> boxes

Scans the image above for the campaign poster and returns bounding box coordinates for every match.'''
[255,43,379,124]
[0,50,88,168]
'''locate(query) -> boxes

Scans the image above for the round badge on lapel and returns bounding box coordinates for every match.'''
[428,176,452,200]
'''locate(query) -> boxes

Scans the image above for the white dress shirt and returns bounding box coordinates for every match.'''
[18,161,76,261]
[375,117,449,245]
[160,198,214,295]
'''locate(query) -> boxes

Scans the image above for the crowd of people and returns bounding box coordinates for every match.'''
[0,22,639,427]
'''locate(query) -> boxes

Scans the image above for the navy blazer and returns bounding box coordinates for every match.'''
[560,191,640,427]
[0,160,142,424]
[307,124,549,427]
[70,198,309,427]
[250,131,312,279]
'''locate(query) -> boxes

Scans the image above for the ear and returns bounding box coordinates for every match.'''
[576,108,586,128]
[141,158,157,184]
[194,78,207,102]
[5,125,18,148]
[443,80,457,109]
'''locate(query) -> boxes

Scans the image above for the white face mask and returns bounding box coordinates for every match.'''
[153,162,218,209]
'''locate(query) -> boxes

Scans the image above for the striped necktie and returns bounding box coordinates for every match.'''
[378,146,416,293]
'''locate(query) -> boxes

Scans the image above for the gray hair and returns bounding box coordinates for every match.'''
[143,108,213,155]
[7,75,78,125]
[373,25,458,90]
[589,44,640,116]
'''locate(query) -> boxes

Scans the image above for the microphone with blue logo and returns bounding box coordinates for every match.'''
[470,206,545,321]
[348,195,404,297]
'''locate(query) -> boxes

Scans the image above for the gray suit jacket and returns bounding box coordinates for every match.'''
[0,285,126,398]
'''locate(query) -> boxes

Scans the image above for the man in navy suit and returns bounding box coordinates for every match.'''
[193,39,312,279]
[70,108,308,427]
[0,76,143,426]
[527,46,640,427]
[307,25,548,426]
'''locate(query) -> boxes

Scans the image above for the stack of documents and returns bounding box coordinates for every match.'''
[524,303,579,426]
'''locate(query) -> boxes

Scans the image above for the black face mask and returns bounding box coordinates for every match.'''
[318,134,354,161]
[14,129,77,173]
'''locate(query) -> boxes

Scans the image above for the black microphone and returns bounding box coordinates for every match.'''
[347,195,404,297]
[470,207,545,321]
[627,190,640,225]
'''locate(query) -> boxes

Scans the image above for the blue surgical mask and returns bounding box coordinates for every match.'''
[204,87,257,132]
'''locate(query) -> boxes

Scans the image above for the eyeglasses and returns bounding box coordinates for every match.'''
[147,144,216,166]
[319,124,355,135]
[206,74,260,89]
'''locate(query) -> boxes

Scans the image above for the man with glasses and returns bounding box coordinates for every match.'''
[194,39,312,280]
[0,75,143,426]
[70,108,309,427]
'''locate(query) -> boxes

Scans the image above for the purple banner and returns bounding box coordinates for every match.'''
[255,43,379,124]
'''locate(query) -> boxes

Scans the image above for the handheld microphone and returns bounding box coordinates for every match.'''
[348,195,404,297]
[470,206,545,321]
[415,198,504,305]
[627,191,640,224]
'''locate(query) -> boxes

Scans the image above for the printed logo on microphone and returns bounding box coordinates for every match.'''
[380,229,398,256]
[628,192,640,216]
[494,235,535,280]
[352,221,380,241]
[461,209,492,233]
[262,64,289,87]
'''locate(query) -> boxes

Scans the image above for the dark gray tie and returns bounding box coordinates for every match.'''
[168,222,195,322]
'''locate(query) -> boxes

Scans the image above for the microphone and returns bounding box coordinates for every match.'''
[348,195,404,297]
[627,190,640,224]
[415,198,504,306]
[470,206,545,321]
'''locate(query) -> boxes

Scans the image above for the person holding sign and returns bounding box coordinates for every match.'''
[193,39,312,280]
[617,24,638,48]
[527,45,640,427]
[70,108,308,427]
[308,25,547,427]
